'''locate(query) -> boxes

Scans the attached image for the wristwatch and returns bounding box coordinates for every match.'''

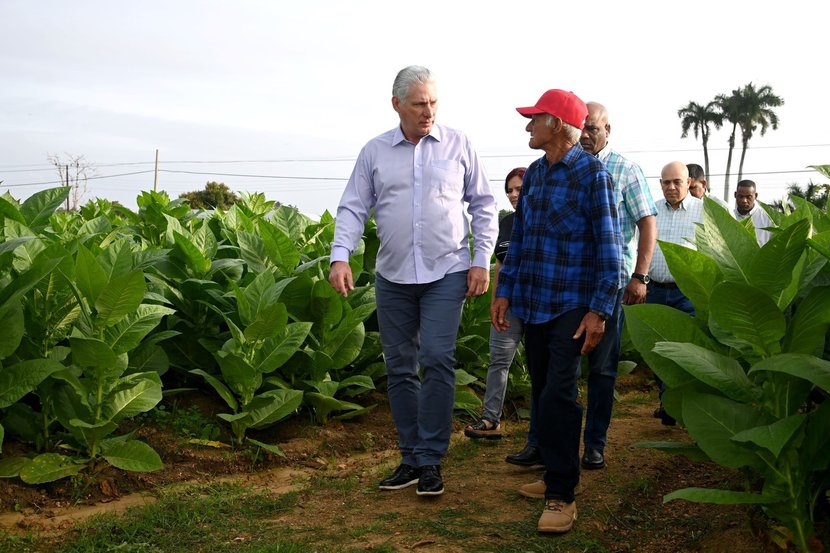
[631,272,651,284]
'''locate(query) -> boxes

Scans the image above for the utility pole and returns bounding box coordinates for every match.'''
[153,149,159,192]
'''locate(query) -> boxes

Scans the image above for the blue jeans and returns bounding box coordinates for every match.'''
[525,308,586,503]
[582,292,624,452]
[375,271,468,467]
[646,284,695,393]
[481,309,538,447]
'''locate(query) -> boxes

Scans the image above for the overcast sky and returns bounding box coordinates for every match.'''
[1,0,828,217]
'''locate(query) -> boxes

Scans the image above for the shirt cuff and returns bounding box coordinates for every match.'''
[471,251,491,269]
[330,246,351,265]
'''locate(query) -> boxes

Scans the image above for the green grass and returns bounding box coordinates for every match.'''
[43,482,311,553]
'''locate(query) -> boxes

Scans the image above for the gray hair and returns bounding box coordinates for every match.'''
[545,114,582,143]
[392,65,434,102]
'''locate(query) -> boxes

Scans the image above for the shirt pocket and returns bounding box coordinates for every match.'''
[428,160,464,201]
[525,193,580,237]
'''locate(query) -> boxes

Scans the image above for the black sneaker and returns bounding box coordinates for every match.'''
[379,464,420,490]
[416,465,444,496]
[505,444,543,467]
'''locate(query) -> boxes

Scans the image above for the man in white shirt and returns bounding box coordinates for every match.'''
[734,179,773,245]
[329,65,498,497]
[687,163,729,210]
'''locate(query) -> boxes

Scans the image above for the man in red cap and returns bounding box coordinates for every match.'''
[492,89,622,533]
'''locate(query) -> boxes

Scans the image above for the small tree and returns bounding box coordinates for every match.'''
[47,153,95,211]
[179,181,241,210]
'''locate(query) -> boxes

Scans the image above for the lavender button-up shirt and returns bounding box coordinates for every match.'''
[331,123,498,284]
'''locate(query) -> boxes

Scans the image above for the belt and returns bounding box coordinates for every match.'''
[649,281,678,289]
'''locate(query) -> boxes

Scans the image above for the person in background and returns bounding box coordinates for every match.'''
[734,179,773,245]
[329,65,498,497]
[646,161,704,425]
[493,89,621,533]
[576,101,656,471]
[687,163,729,209]
[465,168,541,462]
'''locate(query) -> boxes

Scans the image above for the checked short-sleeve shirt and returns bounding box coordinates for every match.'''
[596,146,657,282]
[496,145,622,323]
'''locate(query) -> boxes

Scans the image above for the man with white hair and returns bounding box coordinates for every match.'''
[329,65,498,497]
[493,89,622,533]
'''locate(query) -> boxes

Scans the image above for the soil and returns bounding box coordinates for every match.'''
[0,370,813,552]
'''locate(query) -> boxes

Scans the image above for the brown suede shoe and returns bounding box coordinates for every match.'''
[537,499,577,533]
[519,480,582,499]
[519,479,545,499]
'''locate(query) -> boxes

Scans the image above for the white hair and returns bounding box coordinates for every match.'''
[392,66,434,102]
[545,115,582,143]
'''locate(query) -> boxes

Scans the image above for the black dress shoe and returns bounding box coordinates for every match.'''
[505,444,543,467]
[581,447,605,470]
[416,465,444,496]
[379,463,420,490]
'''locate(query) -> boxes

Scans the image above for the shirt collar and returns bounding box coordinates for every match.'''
[595,144,612,163]
[665,193,692,211]
[392,123,442,146]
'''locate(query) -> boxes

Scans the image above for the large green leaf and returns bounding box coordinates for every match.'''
[0,359,66,408]
[749,220,810,308]
[748,353,830,392]
[104,372,163,420]
[244,303,288,342]
[96,270,146,327]
[0,457,28,478]
[246,388,303,429]
[101,440,164,472]
[20,186,70,231]
[784,286,830,355]
[664,487,779,505]
[69,333,118,370]
[246,438,285,458]
[0,299,24,359]
[190,368,238,411]
[695,199,758,282]
[19,453,86,484]
[237,271,276,327]
[682,392,770,469]
[304,391,351,424]
[257,218,300,276]
[651,342,762,403]
[0,196,25,225]
[808,230,830,260]
[310,279,343,328]
[191,222,218,260]
[801,401,830,471]
[173,230,211,276]
[0,243,68,313]
[104,304,176,354]
[68,419,118,451]
[237,231,273,274]
[660,243,721,317]
[215,352,261,403]
[337,375,375,398]
[0,236,34,256]
[257,322,313,373]
[320,302,375,369]
[731,414,806,459]
[624,303,718,388]
[709,282,785,356]
[75,244,109,306]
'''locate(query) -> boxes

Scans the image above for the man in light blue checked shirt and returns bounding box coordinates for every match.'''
[578,102,657,471]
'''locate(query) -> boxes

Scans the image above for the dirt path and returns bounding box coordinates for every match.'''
[0,379,774,552]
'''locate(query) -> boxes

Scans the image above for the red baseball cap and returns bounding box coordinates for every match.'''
[516,89,588,130]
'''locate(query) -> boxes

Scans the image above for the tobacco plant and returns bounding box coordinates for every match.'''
[626,196,830,552]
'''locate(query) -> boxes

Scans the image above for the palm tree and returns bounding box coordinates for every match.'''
[735,83,784,182]
[677,100,723,180]
[714,89,743,201]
